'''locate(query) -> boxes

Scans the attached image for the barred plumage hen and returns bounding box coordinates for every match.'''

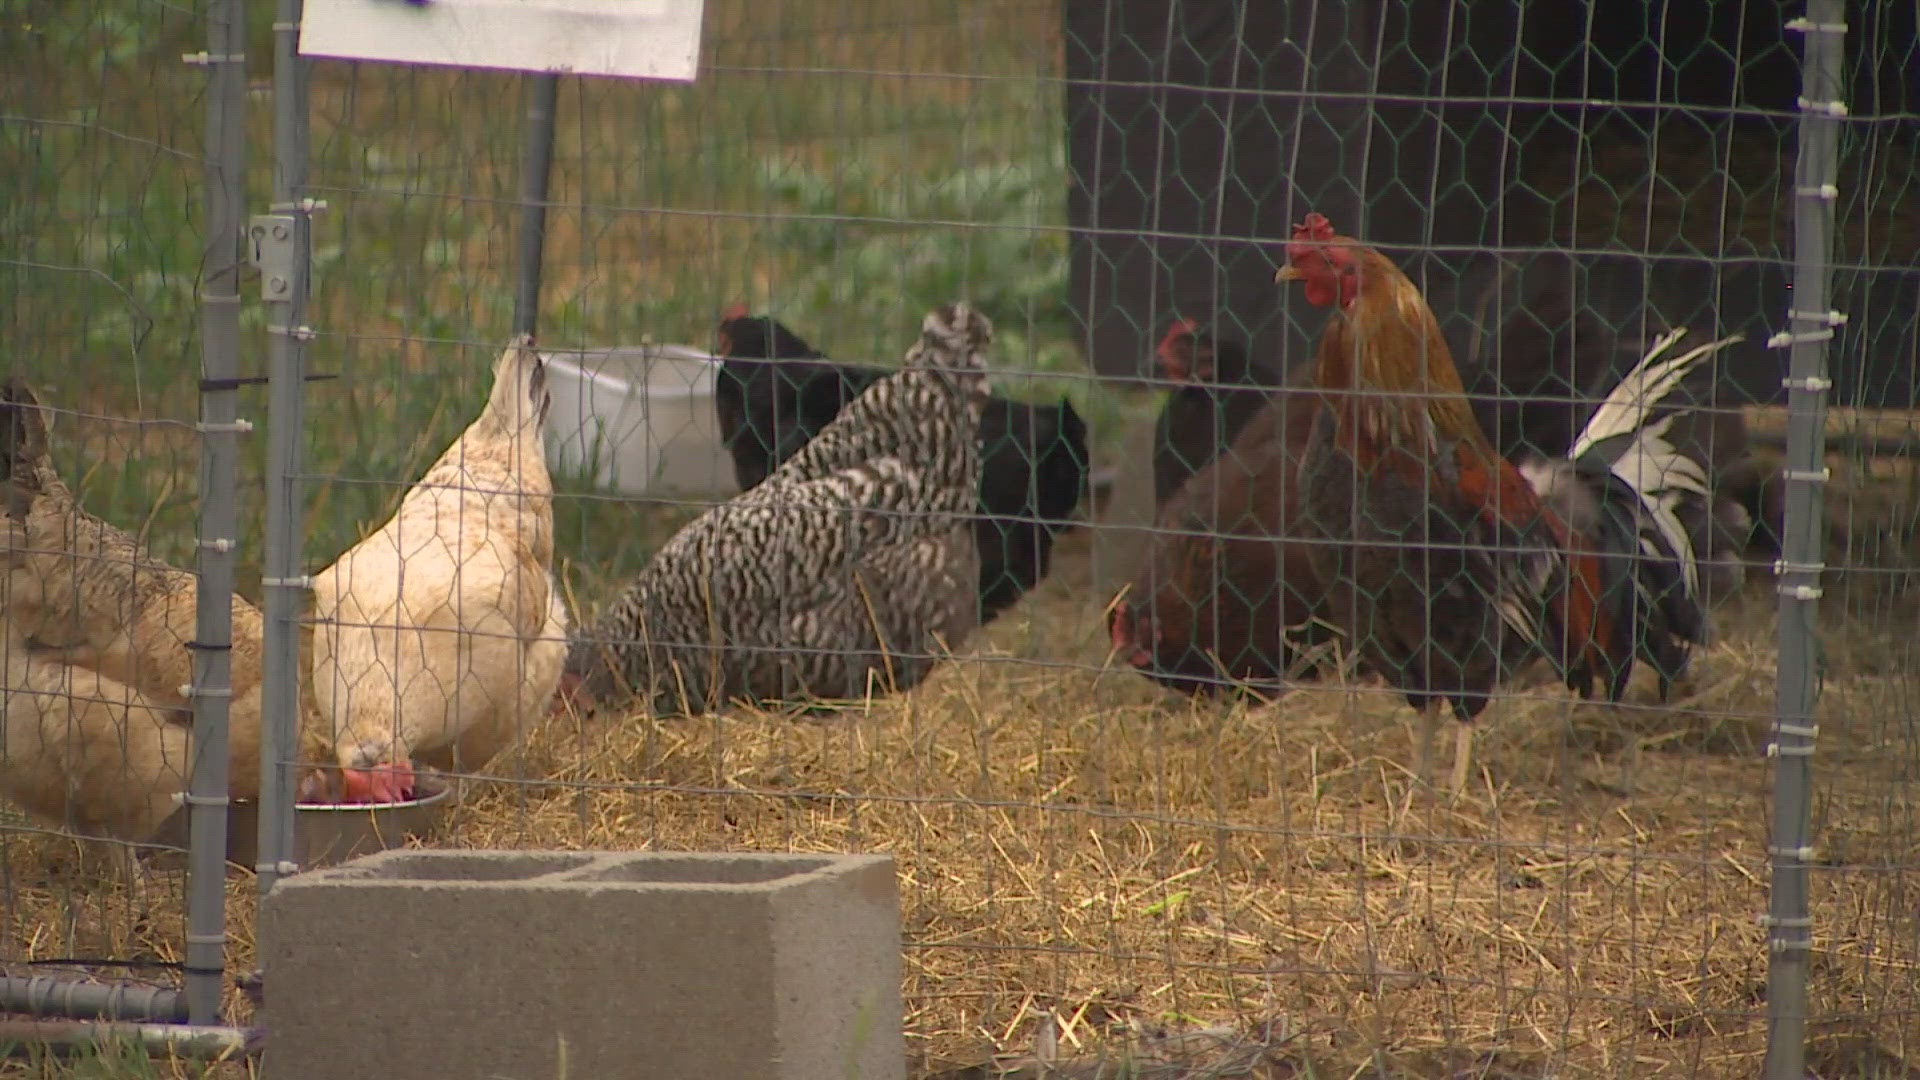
[564,302,992,714]
[713,307,1088,623]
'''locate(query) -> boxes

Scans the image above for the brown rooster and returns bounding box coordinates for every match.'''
[1277,212,1737,794]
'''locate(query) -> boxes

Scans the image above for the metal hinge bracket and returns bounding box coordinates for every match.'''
[247,214,299,302]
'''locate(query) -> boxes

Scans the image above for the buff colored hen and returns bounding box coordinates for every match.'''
[0,379,329,840]
[309,336,568,803]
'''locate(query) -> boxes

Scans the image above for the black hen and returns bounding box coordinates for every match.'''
[1150,317,1289,509]
[713,307,1090,623]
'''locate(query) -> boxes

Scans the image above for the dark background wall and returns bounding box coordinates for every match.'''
[1064,0,1918,407]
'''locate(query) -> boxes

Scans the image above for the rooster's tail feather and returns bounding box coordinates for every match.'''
[1566,327,1741,697]
[1572,329,1743,459]
[1580,329,1741,597]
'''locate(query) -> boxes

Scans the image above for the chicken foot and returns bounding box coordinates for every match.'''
[1409,700,1475,799]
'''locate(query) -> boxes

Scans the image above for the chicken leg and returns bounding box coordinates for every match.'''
[1450,721,1475,797]
[1411,699,1443,792]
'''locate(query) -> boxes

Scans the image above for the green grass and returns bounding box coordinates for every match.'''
[0,1039,242,1080]
[4,0,1142,604]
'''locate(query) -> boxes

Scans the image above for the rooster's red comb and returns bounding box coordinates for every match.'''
[720,301,751,322]
[1156,317,1200,357]
[1293,213,1336,243]
[1284,213,1340,269]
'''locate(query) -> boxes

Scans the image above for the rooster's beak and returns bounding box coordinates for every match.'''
[1274,265,1303,283]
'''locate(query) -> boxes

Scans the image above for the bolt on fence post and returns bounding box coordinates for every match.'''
[514,72,561,338]
[257,0,315,897]
[1765,3,1846,1077]
[186,0,248,1025]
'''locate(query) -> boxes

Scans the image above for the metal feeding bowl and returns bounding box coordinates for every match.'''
[146,770,455,873]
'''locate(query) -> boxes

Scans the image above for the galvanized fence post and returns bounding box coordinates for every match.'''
[186,0,249,1025]
[1765,2,1847,1076]
[514,73,562,338]
[257,0,316,897]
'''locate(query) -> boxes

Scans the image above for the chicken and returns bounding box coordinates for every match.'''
[713,307,1088,622]
[0,609,193,843]
[713,305,849,491]
[1276,212,1736,794]
[0,463,194,844]
[1111,361,1332,695]
[1150,318,1288,509]
[564,303,991,714]
[0,378,300,837]
[309,336,568,804]
[1460,275,1771,586]
[0,382,267,719]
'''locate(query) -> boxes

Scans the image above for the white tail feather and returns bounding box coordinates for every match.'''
[1571,329,1744,460]
[1566,327,1743,603]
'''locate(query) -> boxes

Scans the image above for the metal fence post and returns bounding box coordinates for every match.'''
[257,0,315,897]
[186,0,249,1025]
[1765,3,1847,1076]
[513,73,561,338]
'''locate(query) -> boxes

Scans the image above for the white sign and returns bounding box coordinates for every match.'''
[300,0,704,82]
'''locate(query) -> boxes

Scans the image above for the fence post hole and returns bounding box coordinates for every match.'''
[186,0,249,1025]
[257,0,315,896]
[1765,2,1847,1076]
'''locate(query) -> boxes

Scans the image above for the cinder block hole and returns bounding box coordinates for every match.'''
[361,851,598,881]
[565,855,836,885]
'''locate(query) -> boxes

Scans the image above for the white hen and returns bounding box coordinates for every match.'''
[310,336,567,803]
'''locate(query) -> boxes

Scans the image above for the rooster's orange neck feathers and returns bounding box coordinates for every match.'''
[1296,242,1489,458]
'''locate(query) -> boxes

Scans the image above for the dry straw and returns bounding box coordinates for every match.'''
[3,526,1915,1078]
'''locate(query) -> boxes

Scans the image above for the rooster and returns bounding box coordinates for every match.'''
[309,336,569,804]
[1150,318,1288,509]
[563,303,990,714]
[1276,212,1738,794]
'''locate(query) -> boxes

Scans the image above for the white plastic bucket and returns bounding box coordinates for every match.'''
[540,343,741,500]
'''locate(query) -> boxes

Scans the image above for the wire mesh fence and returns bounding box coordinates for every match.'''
[3,0,1918,1075]
[1,0,251,1031]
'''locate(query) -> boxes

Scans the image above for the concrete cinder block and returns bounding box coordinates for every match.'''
[258,850,905,1080]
